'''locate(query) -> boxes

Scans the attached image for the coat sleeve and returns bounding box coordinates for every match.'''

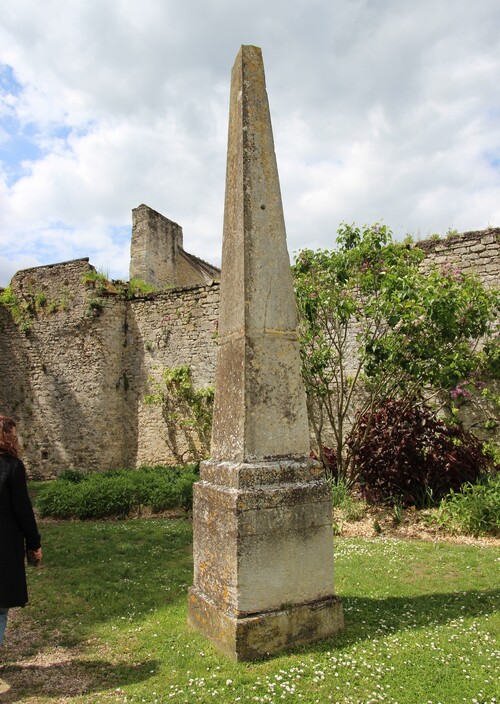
[9,459,41,551]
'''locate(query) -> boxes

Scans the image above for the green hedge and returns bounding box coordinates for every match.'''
[35,465,199,519]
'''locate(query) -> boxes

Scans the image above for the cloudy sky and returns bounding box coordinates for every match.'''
[1,0,499,286]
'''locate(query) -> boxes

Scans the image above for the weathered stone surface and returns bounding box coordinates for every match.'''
[200,458,324,488]
[187,587,344,661]
[130,204,183,287]
[210,45,310,463]
[191,462,335,618]
[188,45,343,659]
[130,204,219,288]
[0,261,220,477]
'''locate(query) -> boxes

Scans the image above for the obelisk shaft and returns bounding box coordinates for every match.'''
[211,45,310,462]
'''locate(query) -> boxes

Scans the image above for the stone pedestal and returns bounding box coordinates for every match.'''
[188,459,343,659]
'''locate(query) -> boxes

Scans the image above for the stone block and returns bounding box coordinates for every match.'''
[187,587,344,661]
[191,467,336,613]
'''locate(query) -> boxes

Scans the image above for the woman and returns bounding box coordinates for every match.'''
[0,416,42,649]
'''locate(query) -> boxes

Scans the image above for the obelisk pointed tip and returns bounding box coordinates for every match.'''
[234,45,262,64]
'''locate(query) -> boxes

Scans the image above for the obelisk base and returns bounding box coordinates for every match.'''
[188,459,344,660]
[188,587,344,661]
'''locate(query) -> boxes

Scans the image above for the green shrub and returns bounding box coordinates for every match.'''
[36,481,79,519]
[434,473,500,536]
[36,465,198,519]
[58,468,87,483]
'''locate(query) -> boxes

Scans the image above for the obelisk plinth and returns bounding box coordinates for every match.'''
[187,45,343,660]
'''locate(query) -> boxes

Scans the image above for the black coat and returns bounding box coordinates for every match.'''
[0,454,41,608]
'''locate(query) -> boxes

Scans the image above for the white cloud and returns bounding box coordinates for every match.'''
[1,0,500,286]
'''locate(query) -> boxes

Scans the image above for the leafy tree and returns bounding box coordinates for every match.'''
[292,223,499,484]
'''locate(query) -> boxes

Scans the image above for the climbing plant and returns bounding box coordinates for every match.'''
[0,286,49,332]
[145,366,214,463]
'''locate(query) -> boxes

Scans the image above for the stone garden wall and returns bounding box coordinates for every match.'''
[0,228,498,478]
[417,228,499,288]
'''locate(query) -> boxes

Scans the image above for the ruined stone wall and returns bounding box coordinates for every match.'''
[176,252,210,287]
[130,204,183,287]
[0,262,219,477]
[0,259,132,478]
[0,229,497,478]
[129,204,219,288]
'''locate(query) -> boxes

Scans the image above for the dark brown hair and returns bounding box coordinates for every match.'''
[0,415,20,458]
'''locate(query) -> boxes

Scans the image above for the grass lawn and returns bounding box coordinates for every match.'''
[1,518,498,704]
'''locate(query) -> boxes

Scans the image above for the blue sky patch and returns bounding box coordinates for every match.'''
[109,224,132,244]
[1,64,42,185]
[0,64,22,96]
[0,118,43,185]
[483,151,500,170]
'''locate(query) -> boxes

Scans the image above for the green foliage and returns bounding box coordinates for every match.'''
[481,333,500,379]
[34,291,47,308]
[0,286,32,332]
[331,478,368,522]
[58,468,87,483]
[391,497,404,526]
[81,269,109,285]
[433,473,500,536]
[82,269,160,299]
[483,440,500,467]
[1,284,71,328]
[127,277,158,297]
[85,298,105,316]
[82,268,123,298]
[0,286,16,306]
[35,465,198,519]
[446,374,500,449]
[1,287,23,328]
[145,366,214,462]
[292,222,499,483]
[330,477,351,506]
[83,270,159,301]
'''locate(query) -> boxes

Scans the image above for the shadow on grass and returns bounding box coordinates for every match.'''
[27,518,193,635]
[0,658,159,702]
[25,521,500,662]
[291,588,500,658]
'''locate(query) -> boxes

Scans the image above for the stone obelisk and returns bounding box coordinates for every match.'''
[187,45,343,660]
